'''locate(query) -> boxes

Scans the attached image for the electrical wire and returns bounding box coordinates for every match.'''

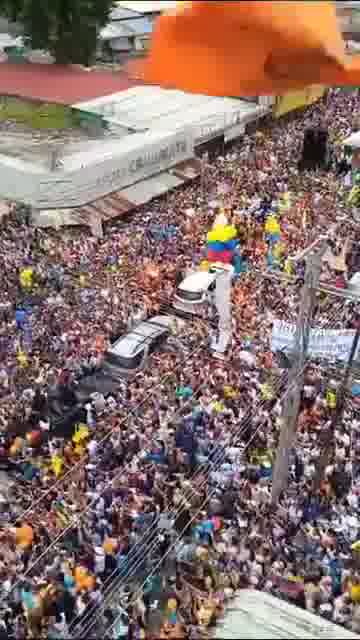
[72,224,360,632]
[105,340,360,640]
[0,339,208,602]
[69,294,295,631]
[73,299,345,632]
[10,266,289,533]
[74,305,350,636]
[5,245,198,528]
[2,249,351,624]
[78,350,337,638]
[104,408,291,640]
[75,380,287,638]
[2,265,288,597]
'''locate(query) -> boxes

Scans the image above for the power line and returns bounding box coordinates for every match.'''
[0,339,208,602]
[76,306,346,638]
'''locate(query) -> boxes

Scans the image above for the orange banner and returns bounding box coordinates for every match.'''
[134,1,360,97]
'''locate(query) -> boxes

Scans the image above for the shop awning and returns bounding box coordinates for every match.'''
[34,157,201,230]
[120,171,184,205]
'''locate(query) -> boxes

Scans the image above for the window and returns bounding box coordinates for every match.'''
[176,287,203,302]
[148,332,168,355]
[104,350,144,370]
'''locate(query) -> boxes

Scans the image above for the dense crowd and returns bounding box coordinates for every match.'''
[0,88,359,639]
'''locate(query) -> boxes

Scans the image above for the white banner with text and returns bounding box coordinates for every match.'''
[271,319,360,362]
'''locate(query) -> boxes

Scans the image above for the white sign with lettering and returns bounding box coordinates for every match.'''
[271,319,360,362]
[0,130,194,209]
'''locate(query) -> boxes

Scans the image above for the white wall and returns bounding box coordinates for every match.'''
[0,130,194,209]
[225,123,246,143]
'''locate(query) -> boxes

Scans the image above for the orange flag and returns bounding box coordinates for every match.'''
[136,1,360,96]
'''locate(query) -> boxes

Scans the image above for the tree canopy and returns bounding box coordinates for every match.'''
[0,0,116,65]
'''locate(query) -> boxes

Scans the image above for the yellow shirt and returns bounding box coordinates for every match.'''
[326,390,336,409]
[260,383,274,401]
[17,350,28,369]
[20,268,33,289]
[223,385,238,399]
[265,216,280,236]
[211,401,225,413]
[351,584,360,603]
[51,454,63,477]
[284,258,293,275]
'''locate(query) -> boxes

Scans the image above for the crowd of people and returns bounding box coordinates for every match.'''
[0,88,358,639]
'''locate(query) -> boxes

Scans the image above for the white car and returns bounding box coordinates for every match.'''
[173,269,223,317]
[75,315,176,402]
[103,315,175,376]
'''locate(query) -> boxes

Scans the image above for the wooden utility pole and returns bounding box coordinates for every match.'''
[271,242,327,503]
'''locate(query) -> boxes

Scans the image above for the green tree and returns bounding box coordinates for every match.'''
[0,0,115,66]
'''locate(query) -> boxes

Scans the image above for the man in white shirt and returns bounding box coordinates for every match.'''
[87,439,98,459]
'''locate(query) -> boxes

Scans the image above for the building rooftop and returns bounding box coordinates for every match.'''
[73,85,267,145]
[100,17,153,40]
[114,1,176,14]
[0,63,140,105]
[110,5,143,20]
[0,119,128,169]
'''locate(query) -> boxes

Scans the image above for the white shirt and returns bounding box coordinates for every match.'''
[94,549,105,573]
[87,440,98,457]
[95,497,105,516]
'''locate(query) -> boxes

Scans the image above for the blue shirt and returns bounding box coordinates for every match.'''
[21,589,35,610]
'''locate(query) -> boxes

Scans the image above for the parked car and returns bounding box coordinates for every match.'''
[102,315,174,377]
[74,315,175,403]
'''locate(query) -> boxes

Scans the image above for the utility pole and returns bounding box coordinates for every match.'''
[314,320,360,491]
[271,240,327,503]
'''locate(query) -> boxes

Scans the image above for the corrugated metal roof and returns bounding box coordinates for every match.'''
[0,63,140,105]
[74,86,267,143]
[100,17,153,39]
[123,17,153,34]
[35,157,200,228]
[110,6,142,20]
[0,33,23,48]
[115,2,177,14]
[100,24,127,39]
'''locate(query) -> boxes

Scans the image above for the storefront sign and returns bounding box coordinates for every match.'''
[94,135,190,193]
[0,130,194,209]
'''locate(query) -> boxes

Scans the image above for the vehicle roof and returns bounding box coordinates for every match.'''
[108,315,173,358]
[178,270,217,293]
[349,272,360,286]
